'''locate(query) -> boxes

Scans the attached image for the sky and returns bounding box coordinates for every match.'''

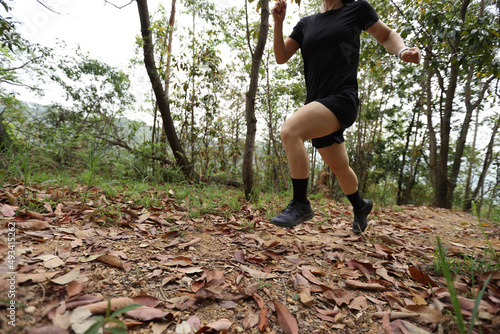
[6,0,246,120]
[5,0,306,124]
[11,0,179,68]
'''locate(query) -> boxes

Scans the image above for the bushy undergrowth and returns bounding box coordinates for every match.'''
[1,145,499,223]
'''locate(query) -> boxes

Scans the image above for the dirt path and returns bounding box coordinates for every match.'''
[1,187,499,334]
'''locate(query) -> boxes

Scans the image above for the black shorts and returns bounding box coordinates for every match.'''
[311,88,359,149]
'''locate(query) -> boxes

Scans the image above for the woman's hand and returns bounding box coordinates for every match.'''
[401,47,421,64]
[272,0,287,23]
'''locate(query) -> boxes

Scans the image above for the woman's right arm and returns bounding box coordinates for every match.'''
[273,0,299,64]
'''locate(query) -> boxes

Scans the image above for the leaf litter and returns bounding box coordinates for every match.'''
[0,184,499,333]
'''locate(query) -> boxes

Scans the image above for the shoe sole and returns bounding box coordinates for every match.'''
[270,211,315,228]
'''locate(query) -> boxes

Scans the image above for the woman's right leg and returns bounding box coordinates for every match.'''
[317,142,373,234]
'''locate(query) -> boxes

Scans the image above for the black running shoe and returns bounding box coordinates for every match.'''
[270,200,314,228]
[352,199,373,234]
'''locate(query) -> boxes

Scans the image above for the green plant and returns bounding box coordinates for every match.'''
[473,201,498,261]
[436,237,466,333]
[432,201,499,279]
[257,279,272,289]
[84,299,142,334]
[134,264,141,276]
[433,202,497,333]
[436,237,493,334]
[239,220,254,232]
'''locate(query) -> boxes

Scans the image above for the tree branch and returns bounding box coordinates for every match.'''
[244,0,254,58]
[0,79,39,90]
[99,135,173,165]
[0,55,44,72]
[36,0,61,14]
[104,0,135,9]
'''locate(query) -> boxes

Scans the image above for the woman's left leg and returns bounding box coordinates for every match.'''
[280,102,342,179]
[271,102,342,227]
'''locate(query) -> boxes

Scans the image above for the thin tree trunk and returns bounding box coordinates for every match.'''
[0,115,13,153]
[242,0,269,199]
[136,0,194,179]
[464,116,500,212]
[397,103,417,205]
[190,9,196,165]
[160,0,176,153]
[265,51,287,190]
[463,109,479,210]
[423,54,438,195]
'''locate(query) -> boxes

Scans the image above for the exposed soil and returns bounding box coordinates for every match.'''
[0,184,499,334]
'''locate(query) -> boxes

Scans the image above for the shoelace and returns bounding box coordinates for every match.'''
[281,202,302,218]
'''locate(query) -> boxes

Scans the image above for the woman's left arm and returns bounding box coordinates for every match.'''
[366,20,421,64]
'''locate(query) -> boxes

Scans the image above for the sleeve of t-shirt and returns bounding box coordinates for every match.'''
[357,0,379,31]
[288,18,305,47]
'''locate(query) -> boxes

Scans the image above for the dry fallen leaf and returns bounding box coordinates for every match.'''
[258,308,270,331]
[345,279,386,291]
[349,296,368,311]
[83,297,136,314]
[402,305,450,323]
[25,325,69,334]
[204,318,232,331]
[69,307,97,334]
[273,300,299,334]
[240,264,278,280]
[132,294,162,308]
[97,254,124,269]
[51,266,80,285]
[302,267,329,288]
[17,272,59,284]
[382,313,394,334]
[175,321,192,334]
[408,267,439,288]
[126,306,170,321]
[243,308,259,329]
[323,289,355,306]
[67,281,86,297]
[402,320,433,333]
[17,220,50,230]
[0,204,16,217]
[299,287,315,307]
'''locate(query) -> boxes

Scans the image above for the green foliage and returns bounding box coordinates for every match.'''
[433,203,498,332]
[435,236,494,334]
[0,0,22,51]
[84,299,142,334]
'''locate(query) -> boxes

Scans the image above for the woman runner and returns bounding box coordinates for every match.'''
[271,0,421,233]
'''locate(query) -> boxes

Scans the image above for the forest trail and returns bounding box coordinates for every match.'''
[1,184,499,334]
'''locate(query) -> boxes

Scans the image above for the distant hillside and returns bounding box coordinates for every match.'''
[22,101,154,145]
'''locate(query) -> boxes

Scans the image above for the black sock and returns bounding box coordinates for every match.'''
[292,178,309,204]
[346,190,364,211]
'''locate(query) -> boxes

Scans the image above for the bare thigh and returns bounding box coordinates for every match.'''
[317,142,350,171]
[281,102,341,141]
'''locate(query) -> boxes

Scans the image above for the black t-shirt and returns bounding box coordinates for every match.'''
[289,0,379,104]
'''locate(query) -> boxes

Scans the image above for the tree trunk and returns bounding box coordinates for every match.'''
[397,103,417,205]
[463,115,500,212]
[160,0,176,154]
[265,51,287,190]
[190,9,196,165]
[136,0,194,179]
[435,0,471,208]
[423,55,438,195]
[242,0,269,199]
[463,109,479,210]
[0,115,13,152]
